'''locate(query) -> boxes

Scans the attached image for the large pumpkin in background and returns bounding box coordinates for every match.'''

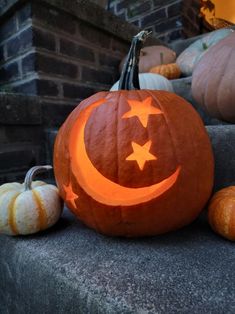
[192,31,235,122]
[54,31,214,237]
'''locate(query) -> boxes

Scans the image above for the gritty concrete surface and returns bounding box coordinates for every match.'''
[207,125,235,191]
[0,207,234,314]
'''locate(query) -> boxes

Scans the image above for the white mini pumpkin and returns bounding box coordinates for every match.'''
[0,165,63,235]
[110,73,174,92]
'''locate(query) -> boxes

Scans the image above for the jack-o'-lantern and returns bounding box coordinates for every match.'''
[54,31,214,237]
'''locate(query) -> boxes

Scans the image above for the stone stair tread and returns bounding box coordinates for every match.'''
[0,207,234,313]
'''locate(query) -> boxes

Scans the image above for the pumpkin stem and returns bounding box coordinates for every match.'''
[118,30,151,90]
[160,52,164,65]
[202,42,208,50]
[24,165,52,191]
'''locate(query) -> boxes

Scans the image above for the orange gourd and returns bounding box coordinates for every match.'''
[150,63,181,79]
[208,186,235,241]
[53,31,214,237]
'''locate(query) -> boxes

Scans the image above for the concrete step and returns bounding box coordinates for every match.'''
[0,206,234,313]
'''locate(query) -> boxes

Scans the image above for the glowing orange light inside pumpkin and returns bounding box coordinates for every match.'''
[122,97,163,128]
[68,98,181,207]
[126,140,157,170]
[63,181,78,209]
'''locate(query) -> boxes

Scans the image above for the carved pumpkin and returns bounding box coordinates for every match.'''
[0,166,63,235]
[119,45,176,74]
[192,31,235,122]
[176,28,233,76]
[149,63,181,79]
[54,31,214,237]
[208,186,235,241]
[110,73,174,92]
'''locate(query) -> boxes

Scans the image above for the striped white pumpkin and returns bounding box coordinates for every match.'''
[110,73,174,92]
[0,166,63,235]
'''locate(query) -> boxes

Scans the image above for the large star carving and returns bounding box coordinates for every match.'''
[122,97,162,128]
[126,140,157,170]
[63,182,78,209]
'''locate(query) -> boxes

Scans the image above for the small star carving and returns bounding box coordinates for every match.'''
[63,182,78,209]
[122,97,162,128]
[126,140,157,170]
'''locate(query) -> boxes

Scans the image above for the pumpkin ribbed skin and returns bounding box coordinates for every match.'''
[192,31,235,122]
[0,181,62,235]
[208,186,235,241]
[150,63,181,79]
[54,90,214,237]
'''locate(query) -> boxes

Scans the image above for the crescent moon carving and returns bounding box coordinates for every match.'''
[69,99,181,206]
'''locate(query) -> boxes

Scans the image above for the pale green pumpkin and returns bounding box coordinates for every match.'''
[176,28,233,76]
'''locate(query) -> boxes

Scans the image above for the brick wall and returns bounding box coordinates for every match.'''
[108,0,204,42]
[0,0,145,127]
[0,3,33,92]
[0,93,44,184]
[108,0,184,43]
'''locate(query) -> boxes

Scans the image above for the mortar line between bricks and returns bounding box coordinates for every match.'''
[166,0,182,7]
[32,21,126,58]
[37,73,111,88]
[0,48,36,68]
[34,38,123,68]
[41,100,77,106]
[156,27,183,37]
[128,7,182,25]
[0,74,38,86]
[32,20,79,41]
[33,48,99,70]
[15,12,19,32]
[0,21,32,46]
[32,19,108,51]
[2,71,109,95]
[0,142,41,152]
[3,72,39,87]
[39,98,77,106]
